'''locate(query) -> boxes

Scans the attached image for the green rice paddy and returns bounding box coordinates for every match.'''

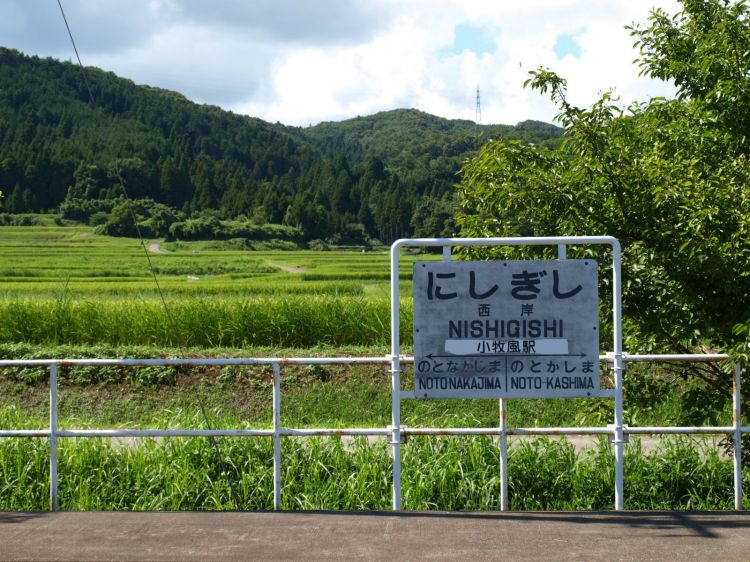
[0,225,422,347]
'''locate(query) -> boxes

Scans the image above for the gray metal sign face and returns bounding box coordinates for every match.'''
[413,260,599,398]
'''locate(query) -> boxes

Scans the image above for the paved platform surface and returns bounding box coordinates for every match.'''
[2,511,750,561]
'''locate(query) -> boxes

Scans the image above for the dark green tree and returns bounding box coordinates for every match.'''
[411,196,457,238]
[159,158,190,208]
[4,184,24,213]
[99,200,137,237]
[457,0,750,370]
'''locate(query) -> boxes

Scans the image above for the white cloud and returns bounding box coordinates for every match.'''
[87,23,277,108]
[235,13,432,124]
[0,0,683,126]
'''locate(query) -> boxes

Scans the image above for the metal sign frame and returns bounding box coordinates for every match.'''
[390,236,624,510]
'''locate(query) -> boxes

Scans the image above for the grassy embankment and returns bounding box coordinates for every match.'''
[0,223,742,510]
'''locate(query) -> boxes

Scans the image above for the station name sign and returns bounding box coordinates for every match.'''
[413,260,599,398]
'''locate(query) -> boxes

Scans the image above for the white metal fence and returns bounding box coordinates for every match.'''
[0,353,744,512]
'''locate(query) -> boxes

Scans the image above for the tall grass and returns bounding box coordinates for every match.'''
[0,297,413,347]
[0,406,744,511]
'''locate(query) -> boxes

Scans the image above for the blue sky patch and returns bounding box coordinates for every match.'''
[553,30,584,59]
[441,23,498,57]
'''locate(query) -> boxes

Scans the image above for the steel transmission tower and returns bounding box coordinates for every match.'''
[475,85,482,125]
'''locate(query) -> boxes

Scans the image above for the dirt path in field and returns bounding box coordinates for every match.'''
[270,262,306,273]
[148,242,163,254]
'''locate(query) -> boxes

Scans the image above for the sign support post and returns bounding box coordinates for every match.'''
[612,241,625,510]
[499,397,508,511]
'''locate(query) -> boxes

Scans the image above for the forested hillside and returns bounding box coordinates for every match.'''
[0,47,561,243]
[290,109,560,199]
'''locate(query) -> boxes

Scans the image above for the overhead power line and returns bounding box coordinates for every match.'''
[54,0,243,509]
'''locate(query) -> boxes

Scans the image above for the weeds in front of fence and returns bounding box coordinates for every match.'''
[0,407,742,511]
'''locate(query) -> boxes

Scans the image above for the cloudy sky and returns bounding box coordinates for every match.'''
[0,0,681,127]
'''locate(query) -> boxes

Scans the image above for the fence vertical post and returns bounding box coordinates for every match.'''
[390,360,402,511]
[499,398,508,511]
[390,241,402,511]
[272,362,282,511]
[733,362,742,510]
[611,241,624,511]
[49,363,58,512]
[557,244,567,260]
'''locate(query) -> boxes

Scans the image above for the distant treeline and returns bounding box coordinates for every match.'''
[0,47,561,242]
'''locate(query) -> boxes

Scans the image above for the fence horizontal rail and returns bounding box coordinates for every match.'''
[627,426,736,435]
[605,353,730,363]
[1,352,728,369]
[0,356,410,367]
[403,427,610,436]
[58,429,275,438]
[0,430,49,437]
[3,426,743,439]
